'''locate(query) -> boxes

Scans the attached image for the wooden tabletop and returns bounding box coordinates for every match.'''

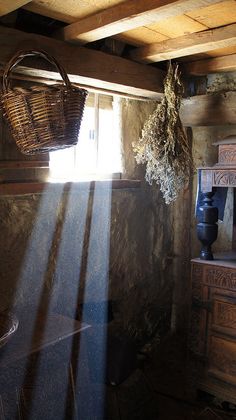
[191,251,236,269]
[0,313,90,368]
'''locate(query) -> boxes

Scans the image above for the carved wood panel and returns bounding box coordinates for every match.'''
[200,168,236,191]
[190,261,236,403]
[203,266,236,291]
[219,145,236,165]
[210,289,236,341]
[208,335,236,386]
[213,299,236,333]
[213,170,236,187]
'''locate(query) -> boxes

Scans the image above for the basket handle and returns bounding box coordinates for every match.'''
[2,49,71,92]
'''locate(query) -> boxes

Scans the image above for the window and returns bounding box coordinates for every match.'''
[49,93,122,181]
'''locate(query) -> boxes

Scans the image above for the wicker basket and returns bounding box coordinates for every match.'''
[1,49,88,155]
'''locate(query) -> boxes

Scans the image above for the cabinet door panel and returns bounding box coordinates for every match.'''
[191,261,236,403]
[207,289,236,388]
[208,335,236,386]
[212,295,236,337]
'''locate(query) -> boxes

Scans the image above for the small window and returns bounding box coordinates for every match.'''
[49,93,122,181]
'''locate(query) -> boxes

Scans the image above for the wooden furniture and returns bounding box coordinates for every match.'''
[190,253,236,404]
[191,136,236,403]
[197,135,236,259]
[200,135,236,193]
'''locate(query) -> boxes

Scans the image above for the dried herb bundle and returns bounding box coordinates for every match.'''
[133,63,193,204]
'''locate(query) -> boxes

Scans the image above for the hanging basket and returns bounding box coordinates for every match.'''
[1,49,88,155]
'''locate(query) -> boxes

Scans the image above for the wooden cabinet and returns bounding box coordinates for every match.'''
[190,255,236,404]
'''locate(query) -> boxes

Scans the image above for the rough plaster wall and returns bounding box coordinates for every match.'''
[0,99,177,347]
[207,71,236,93]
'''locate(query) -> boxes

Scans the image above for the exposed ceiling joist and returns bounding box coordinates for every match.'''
[0,0,31,17]
[180,91,236,126]
[0,27,164,100]
[129,23,236,63]
[57,0,224,44]
[183,53,236,75]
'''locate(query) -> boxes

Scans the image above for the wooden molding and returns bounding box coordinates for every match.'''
[129,23,236,63]
[0,27,164,100]
[0,180,141,195]
[0,0,31,16]
[57,0,224,44]
[180,91,236,126]
[0,161,49,169]
[183,54,236,75]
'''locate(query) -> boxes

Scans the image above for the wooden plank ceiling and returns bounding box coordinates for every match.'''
[21,0,236,73]
[0,0,236,77]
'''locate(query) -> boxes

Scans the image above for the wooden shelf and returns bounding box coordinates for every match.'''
[192,251,236,269]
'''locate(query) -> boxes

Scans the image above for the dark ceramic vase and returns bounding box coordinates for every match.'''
[197,192,218,260]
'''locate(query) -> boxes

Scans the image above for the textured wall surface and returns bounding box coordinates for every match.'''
[0,99,180,351]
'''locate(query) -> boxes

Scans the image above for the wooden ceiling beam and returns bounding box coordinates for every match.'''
[129,23,236,63]
[180,91,236,126]
[183,53,236,75]
[57,0,224,44]
[0,0,31,17]
[0,27,164,100]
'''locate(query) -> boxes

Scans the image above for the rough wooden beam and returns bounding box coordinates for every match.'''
[183,53,236,75]
[58,0,224,44]
[129,23,236,63]
[0,180,141,195]
[0,0,31,16]
[180,91,236,126]
[0,161,49,169]
[0,27,164,99]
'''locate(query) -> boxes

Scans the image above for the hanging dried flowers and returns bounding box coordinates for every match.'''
[133,62,193,204]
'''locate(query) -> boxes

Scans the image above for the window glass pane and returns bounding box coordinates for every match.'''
[49,94,122,181]
[75,106,97,173]
[97,108,120,173]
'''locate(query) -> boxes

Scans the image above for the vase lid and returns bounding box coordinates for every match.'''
[213,134,236,146]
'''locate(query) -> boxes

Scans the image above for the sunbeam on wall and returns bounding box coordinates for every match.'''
[0,183,65,419]
[2,180,112,419]
[72,180,112,419]
[19,182,92,420]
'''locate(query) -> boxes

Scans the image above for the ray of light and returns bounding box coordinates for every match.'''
[2,178,112,419]
[25,182,91,419]
[71,180,112,420]
[2,183,65,419]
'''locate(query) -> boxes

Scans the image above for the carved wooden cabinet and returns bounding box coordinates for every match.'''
[190,254,236,404]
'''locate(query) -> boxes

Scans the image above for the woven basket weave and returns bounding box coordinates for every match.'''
[1,49,88,155]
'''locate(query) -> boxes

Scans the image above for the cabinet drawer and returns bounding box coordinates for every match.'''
[202,265,236,291]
